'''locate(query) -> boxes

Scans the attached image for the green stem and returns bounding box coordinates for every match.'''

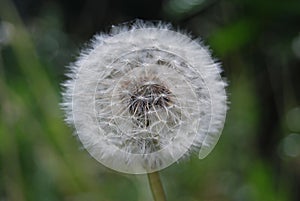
[147,171,167,201]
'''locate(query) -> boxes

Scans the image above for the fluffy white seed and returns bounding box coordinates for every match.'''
[61,21,227,174]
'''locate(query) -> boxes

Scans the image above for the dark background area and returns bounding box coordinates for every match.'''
[1,0,300,200]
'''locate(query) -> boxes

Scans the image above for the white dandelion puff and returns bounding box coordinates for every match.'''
[61,21,228,174]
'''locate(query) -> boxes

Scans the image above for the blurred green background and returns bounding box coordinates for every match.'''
[1,0,300,200]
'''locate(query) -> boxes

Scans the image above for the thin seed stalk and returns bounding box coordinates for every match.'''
[147,171,167,201]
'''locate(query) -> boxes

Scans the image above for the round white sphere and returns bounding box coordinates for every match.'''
[61,21,227,174]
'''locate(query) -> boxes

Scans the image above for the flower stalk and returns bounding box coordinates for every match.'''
[147,171,167,201]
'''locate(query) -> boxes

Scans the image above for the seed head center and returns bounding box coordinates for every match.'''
[128,83,173,128]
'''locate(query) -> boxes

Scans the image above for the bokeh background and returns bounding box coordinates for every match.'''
[1,0,300,200]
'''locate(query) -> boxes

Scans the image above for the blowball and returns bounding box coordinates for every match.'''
[61,21,227,174]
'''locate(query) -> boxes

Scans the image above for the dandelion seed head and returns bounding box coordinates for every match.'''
[61,21,228,174]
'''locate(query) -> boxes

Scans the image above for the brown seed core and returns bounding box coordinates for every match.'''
[128,83,173,128]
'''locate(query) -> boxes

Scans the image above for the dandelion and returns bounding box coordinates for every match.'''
[61,21,227,175]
